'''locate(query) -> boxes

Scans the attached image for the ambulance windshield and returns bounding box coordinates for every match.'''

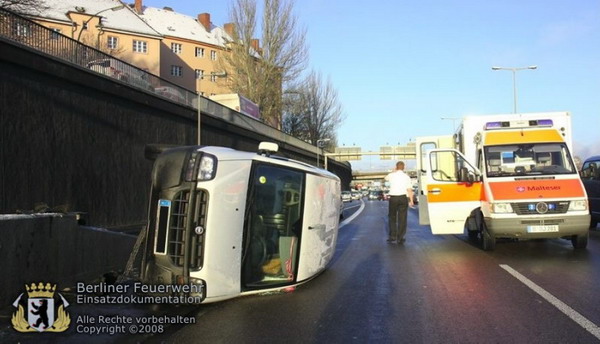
[484,143,576,177]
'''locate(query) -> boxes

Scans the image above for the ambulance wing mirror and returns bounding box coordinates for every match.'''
[458,167,479,184]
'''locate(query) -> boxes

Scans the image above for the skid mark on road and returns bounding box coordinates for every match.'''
[500,264,600,340]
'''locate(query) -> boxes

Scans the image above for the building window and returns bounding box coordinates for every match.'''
[195,69,204,80]
[171,43,182,54]
[14,23,31,37]
[133,40,147,53]
[50,28,61,40]
[195,47,204,57]
[171,65,182,77]
[107,36,118,49]
[210,74,218,82]
[210,50,217,61]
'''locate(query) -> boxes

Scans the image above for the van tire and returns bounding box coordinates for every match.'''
[590,218,598,229]
[571,232,588,249]
[482,227,496,251]
[466,216,479,242]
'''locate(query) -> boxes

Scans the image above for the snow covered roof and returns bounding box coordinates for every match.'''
[35,0,161,37]
[139,7,232,47]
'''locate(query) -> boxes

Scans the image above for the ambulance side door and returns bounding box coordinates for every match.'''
[426,149,482,235]
[416,136,454,225]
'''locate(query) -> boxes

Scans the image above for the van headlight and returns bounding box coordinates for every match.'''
[568,200,588,211]
[490,202,514,214]
[185,152,217,182]
[197,155,216,180]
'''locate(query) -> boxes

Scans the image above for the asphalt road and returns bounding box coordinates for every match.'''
[4,199,599,343]
[147,199,600,344]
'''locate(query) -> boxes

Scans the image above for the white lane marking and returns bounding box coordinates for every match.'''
[344,203,363,211]
[340,200,365,229]
[500,264,600,340]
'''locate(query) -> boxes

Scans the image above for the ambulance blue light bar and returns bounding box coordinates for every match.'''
[484,119,553,130]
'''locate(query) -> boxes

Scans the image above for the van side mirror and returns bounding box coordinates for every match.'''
[590,163,598,179]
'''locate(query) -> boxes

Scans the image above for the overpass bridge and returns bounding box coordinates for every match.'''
[351,170,418,188]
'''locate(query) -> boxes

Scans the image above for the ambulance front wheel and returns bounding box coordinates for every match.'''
[571,232,588,249]
[482,228,496,251]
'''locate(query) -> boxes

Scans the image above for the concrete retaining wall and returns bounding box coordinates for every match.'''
[0,214,136,306]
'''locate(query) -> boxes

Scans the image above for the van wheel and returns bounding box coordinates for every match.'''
[590,218,598,229]
[571,232,588,249]
[466,216,479,242]
[482,227,496,251]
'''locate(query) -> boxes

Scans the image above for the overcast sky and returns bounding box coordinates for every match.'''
[143,0,600,171]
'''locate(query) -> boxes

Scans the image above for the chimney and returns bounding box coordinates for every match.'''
[198,13,211,31]
[134,0,142,14]
[251,39,260,52]
[224,23,235,37]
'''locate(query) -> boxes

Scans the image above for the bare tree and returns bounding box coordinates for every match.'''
[0,0,48,14]
[221,0,308,128]
[282,70,345,149]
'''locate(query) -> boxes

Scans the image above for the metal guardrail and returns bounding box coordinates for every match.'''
[0,8,199,108]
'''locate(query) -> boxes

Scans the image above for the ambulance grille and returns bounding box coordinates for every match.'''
[511,202,569,215]
[168,190,208,269]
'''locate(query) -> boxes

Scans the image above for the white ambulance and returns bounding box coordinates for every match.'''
[416,112,590,250]
[140,142,341,302]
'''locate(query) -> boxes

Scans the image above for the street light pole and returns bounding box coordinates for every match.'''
[441,117,461,132]
[492,65,537,113]
[76,5,125,43]
[316,138,331,168]
[197,72,227,145]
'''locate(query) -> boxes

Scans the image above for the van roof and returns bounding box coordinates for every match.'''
[199,146,340,180]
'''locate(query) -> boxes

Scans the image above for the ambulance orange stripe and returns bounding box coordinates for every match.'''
[427,183,483,203]
[488,179,584,200]
[484,129,564,145]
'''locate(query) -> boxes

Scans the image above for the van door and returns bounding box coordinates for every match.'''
[242,164,304,289]
[416,136,454,225]
[426,148,482,234]
[296,174,340,281]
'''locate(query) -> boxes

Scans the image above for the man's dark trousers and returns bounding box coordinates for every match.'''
[388,195,408,241]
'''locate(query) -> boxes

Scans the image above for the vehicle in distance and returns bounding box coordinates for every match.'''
[581,155,600,228]
[368,190,383,201]
[341,191,353,202]
[155,86,186,104]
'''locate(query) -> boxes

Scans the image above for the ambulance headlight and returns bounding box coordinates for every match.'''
[568,200,588,211]
[490,202,514,214]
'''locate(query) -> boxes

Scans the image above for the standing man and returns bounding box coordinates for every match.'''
[384,161,414,243]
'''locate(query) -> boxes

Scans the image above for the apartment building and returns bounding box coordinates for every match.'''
[134,1,232,97]
[31,0,237,97]
[31,0,162,75]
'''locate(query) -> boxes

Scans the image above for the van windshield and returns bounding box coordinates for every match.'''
[484,143,576,177]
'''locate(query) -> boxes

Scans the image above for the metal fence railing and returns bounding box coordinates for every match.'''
[0,8,199,108]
